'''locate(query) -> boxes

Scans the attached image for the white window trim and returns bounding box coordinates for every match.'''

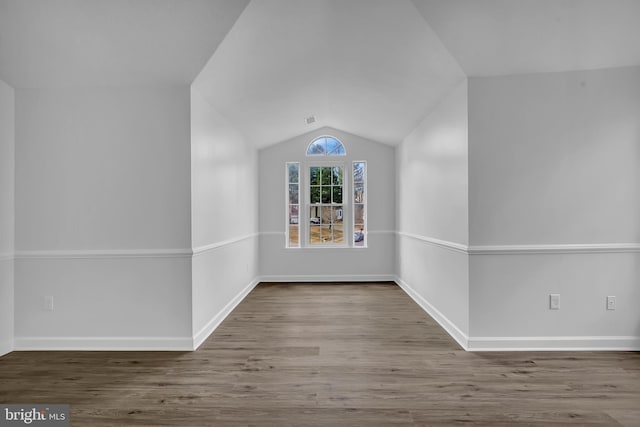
[285,162,300,248]
[352,160,368,248]
[285,136,368,250]
[304,160,348,248]
[306,135,347,157]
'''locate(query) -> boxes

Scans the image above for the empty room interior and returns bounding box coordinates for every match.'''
[1,0,639,425]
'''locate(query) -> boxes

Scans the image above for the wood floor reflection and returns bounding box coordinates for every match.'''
[1,282,639,426]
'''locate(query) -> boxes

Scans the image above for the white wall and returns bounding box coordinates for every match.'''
[14,87,194,350]
[467,66,640,350]
[0,79,15,356]
[258,127,395,281]
[396,80,469,346]
[190,88,259,348]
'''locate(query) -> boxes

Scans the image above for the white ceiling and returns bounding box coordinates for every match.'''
[412,0,640,76]
[192,0,465,148]
[1,0,639,146]
[0,0,249,87]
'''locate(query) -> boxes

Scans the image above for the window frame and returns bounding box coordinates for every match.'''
[306,135,346,157]
[352,160,367,248]
[285,162,300,248]
[305,161,348,248]
[285,135,368,250]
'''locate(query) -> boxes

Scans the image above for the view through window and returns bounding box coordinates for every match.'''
[309,166,344,245]
[287,162,300,247]
[286,136,366,248]
[353,161,366,247]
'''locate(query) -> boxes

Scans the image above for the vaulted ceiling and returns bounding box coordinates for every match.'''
[0,0,250,87]
[192,0,465,147]
[413,0,640,76]
[1,0,639,147]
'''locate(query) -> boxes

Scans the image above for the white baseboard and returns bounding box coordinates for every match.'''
[394,276,640,352]
[192,278,260,350]
[11,278,262,353]
[0,339,12,357]
[259,274,396,283]
[394,276,469,350]
[13,336,193,351]
[467,336,640,352]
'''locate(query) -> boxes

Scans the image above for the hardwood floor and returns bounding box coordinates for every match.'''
[1,282,639,426]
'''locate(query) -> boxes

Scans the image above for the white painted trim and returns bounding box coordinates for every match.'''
[12,235,261,260]
[13,336,193,351]
[193,278,260,350]
[260,231,284,236]
[264,229,394,251]
[192,233,258,257]
[0,339,12,357]
[260,274,396,283]
[14,248,192,260]
[394,276,469,350]
[264,230,394,236]
[395,273,640,352]
[468,243,640,255]
[396,232,468,254]
[368,230,396,235]
[9,239,640,260]
[396,231,640,255]
[467,336,640,352]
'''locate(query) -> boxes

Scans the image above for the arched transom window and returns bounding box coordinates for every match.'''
[306,136,346,156]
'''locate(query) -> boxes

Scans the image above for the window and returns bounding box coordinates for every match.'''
[306,136,346,156]
[286,136,366,248]
[353,161,367,247]
[286,163,300,247]
[308,166,344,245]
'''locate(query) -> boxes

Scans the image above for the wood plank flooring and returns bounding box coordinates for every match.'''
[1,282,639,426]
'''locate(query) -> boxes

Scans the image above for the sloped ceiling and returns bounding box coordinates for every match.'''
[192,0,465,148]
[1,1,639,147]
[412,0,640,76]
[0,0,250,87]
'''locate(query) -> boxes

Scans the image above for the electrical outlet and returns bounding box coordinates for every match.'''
[549,294,560,310]
[606,296,616,310]
[44,296,54,311]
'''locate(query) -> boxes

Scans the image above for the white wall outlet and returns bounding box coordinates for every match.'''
[549,294,560,310]
[606,296,616,310]
[44,296,54,311]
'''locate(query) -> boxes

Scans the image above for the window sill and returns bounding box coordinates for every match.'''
[285,246,368,251]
